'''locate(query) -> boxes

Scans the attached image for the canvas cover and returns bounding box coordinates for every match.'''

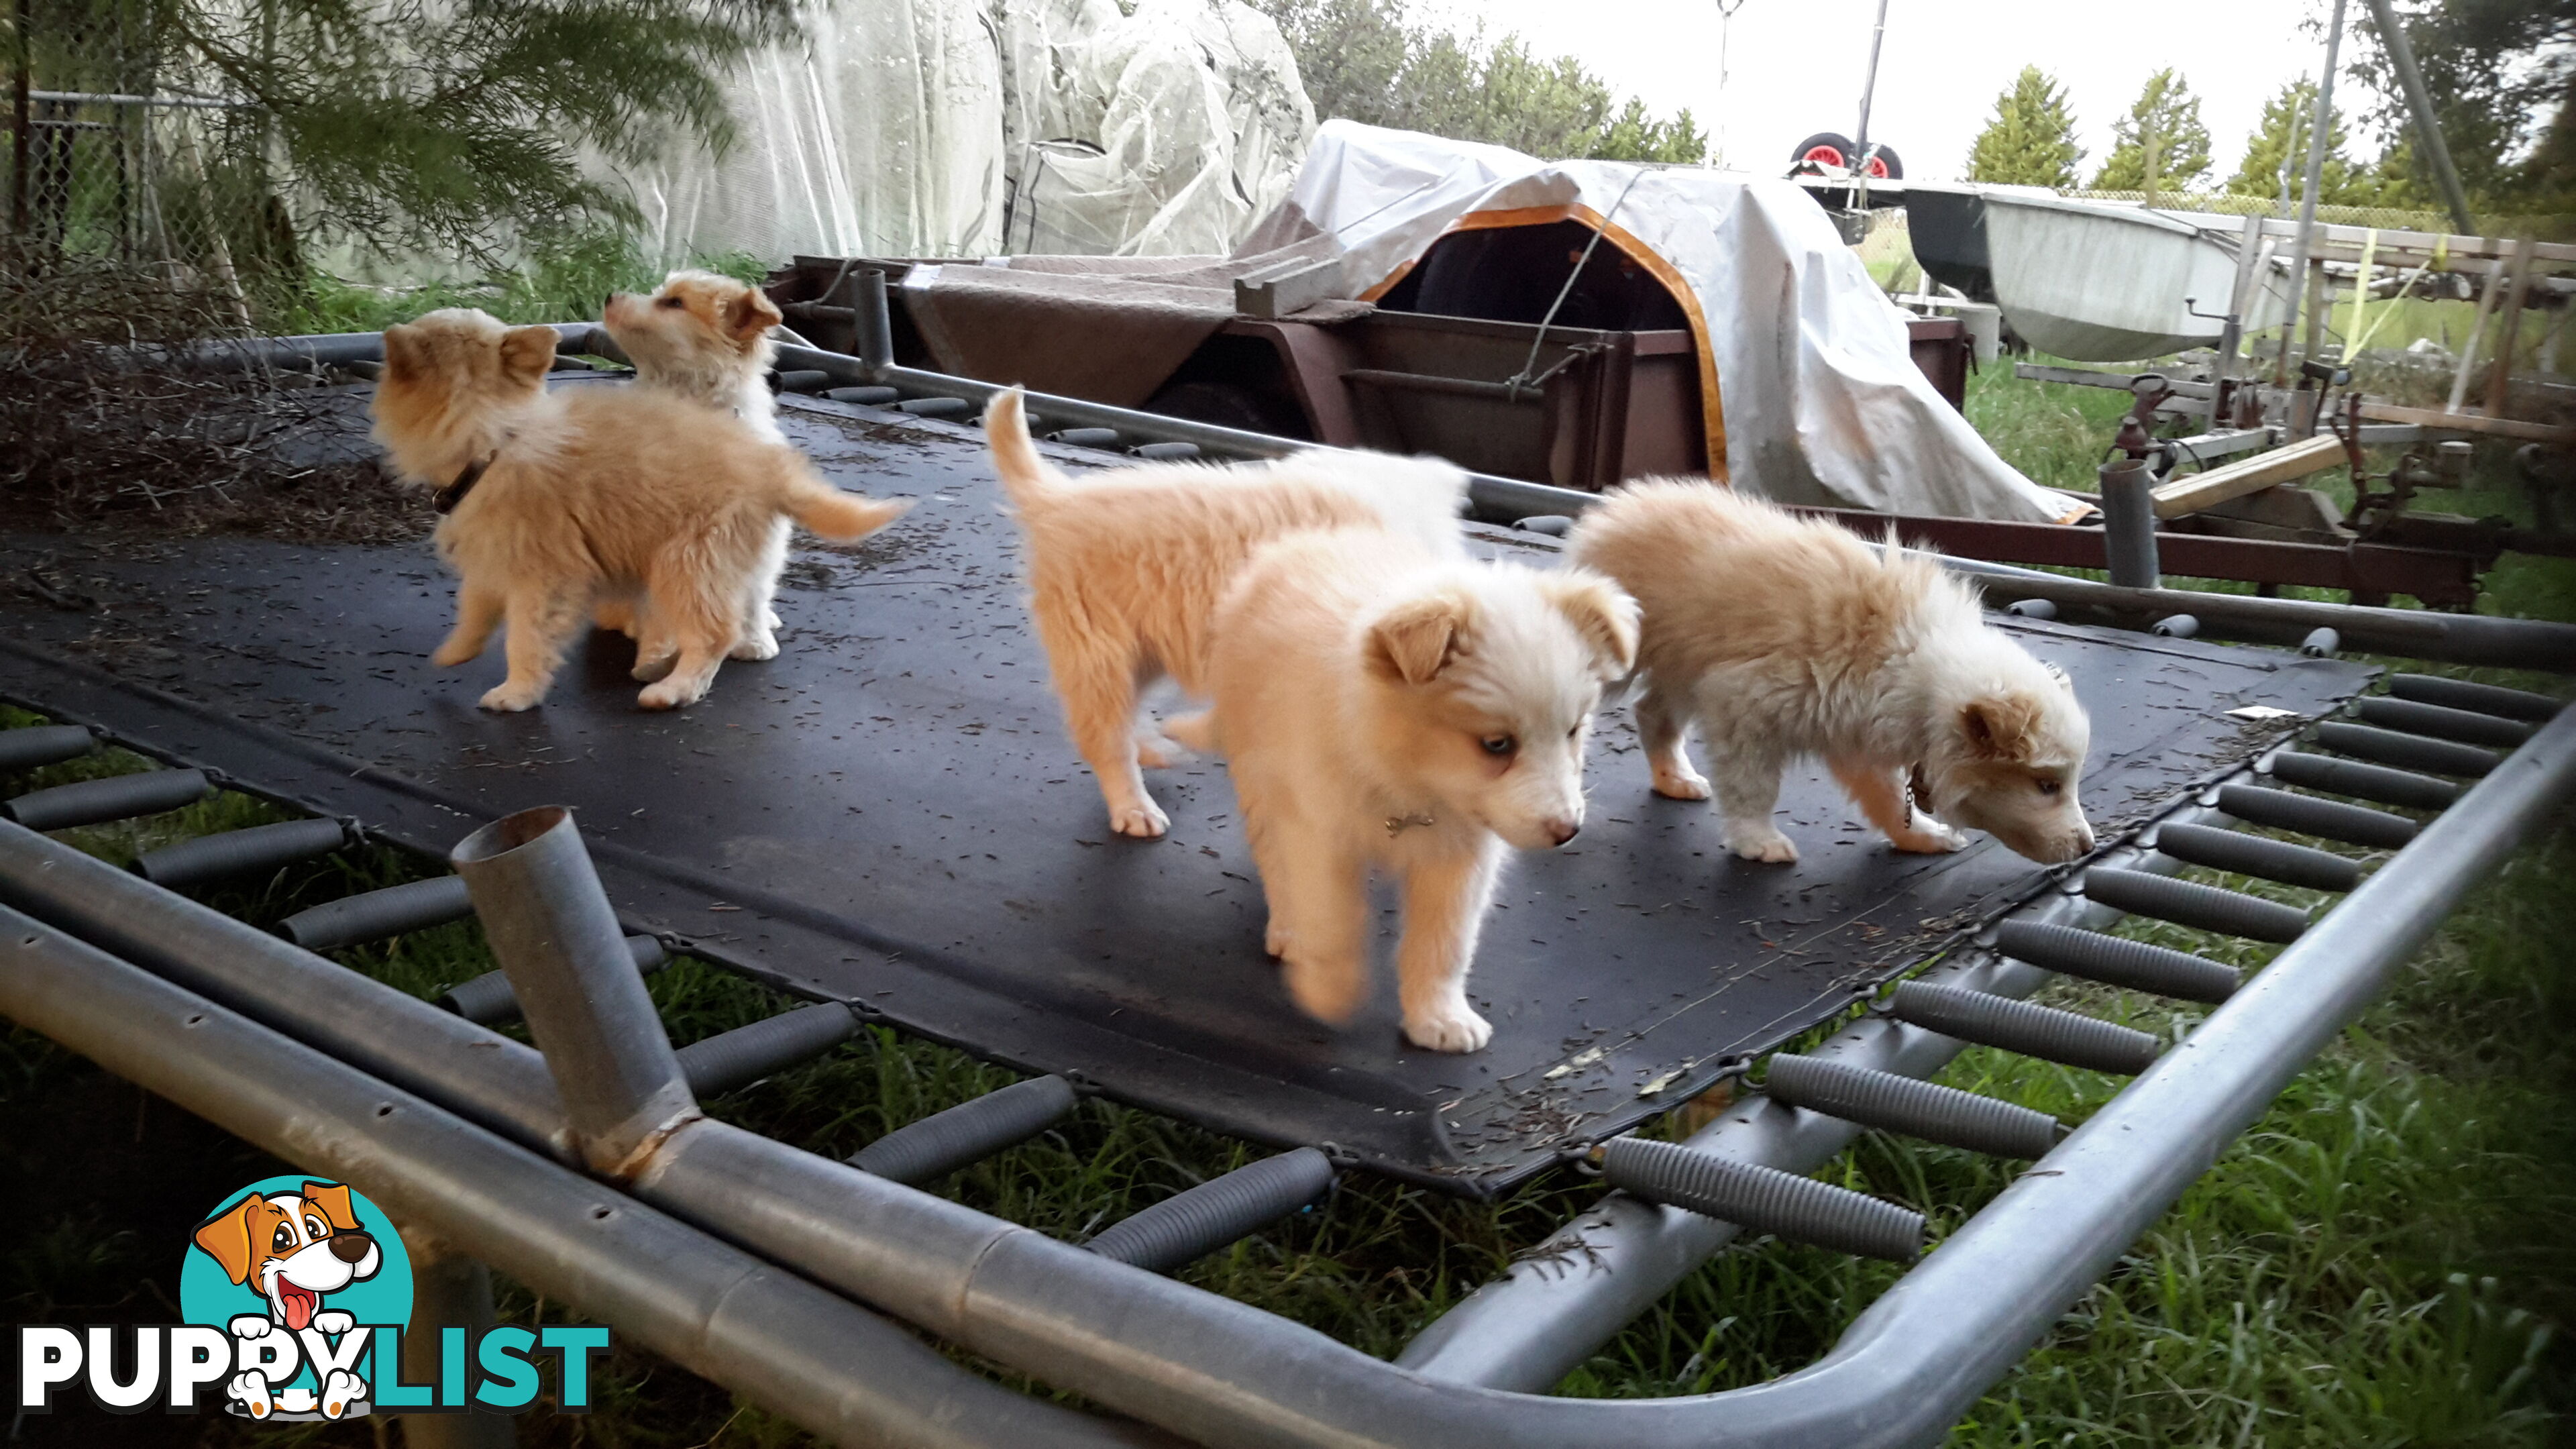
[620,0,1313,264]
[1240,122,2082,522]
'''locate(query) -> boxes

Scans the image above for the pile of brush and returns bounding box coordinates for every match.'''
[0,260,423,545]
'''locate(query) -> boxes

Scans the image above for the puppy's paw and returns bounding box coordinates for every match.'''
[311,1309,354,1336]
[1161,709,1218,755]
[1263,918,1291,957]
[1108,798,1170,839]
[1723,822,1799,863]
[227,1315,271,1341]
[478,682,544,712]
[1889,816,1969,854]
[228,1371,272,1419]
[319,1370,366,1420]
[1132,732,1189,769]
[729,631,781,662]
[430,637,482,667]
[763,608,783,631]
[1651,764,1713,801]
[1403,998,1493,1053]
[630,652,677,682]
[637,676,711,711]
[1284,952,1366,1025]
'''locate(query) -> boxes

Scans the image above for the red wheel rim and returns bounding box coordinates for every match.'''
[1799,144,1847,168]
[1864,154,1892,178]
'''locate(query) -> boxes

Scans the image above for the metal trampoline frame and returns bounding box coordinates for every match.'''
[8,314,2575,1447]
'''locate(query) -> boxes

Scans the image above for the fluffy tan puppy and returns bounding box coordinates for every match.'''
[985,386,1471,839]
[370,307,908,712]
[1170,529,1638,1052]
[1566,480,2095,865]
[600,270,790,655]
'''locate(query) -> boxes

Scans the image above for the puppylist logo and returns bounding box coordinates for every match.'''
[17,1177,610,1421]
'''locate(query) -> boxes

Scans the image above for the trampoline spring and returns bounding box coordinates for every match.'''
[2311,721,2499,779]
[131,817,351,889]
[3,768,211,832]
[1514,515,1576,537]
[2002,598,2058,620]
[1599,1136,1924,1263]
[674,1002,861,1099]
[276,874,474,951]
[768,369,833,394]
[2300,627,2340,658]
[2353,696,2536,750]
[1990,920,2240,1004]
[2265,751,2459,811]
[0,724,97,774]
[1761,1054,2066,1160]
[439,934,669,1026]
[851,1075,1081,1186]
[2216,784,2418,850]
[2081,867,2309,943]
[2151,613,2199,639]
[823,385,898,406]
[1886,981,2161,1076]
[1046,427,1122,448]
[2386,673,2563,723]
[1130,441,1201,462]
[896,396,975,419]
[1083,1147,1337,1275]
[2150,823,2361,894]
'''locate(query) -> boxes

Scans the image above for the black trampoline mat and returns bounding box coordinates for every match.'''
[0,394,2377,1193]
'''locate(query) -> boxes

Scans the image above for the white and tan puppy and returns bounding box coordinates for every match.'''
[1567,480,2094,865]
[372,308,908,712]
[986,386,1470,839]
[601,270,791,655]
[1173,528,1638,1053]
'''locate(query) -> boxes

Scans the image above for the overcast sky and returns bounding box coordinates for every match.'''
[1407,0,2354,186]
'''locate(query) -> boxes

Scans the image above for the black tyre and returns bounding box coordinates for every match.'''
[1790,131,1856,170]
[1858,142,1903,179]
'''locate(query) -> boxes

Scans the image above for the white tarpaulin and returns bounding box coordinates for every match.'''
[1256,123,2082,523]
[621,0,1313,264]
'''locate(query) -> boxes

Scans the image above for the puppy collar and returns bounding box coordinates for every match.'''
[1384,811,1436,837]
[432,451,496,515]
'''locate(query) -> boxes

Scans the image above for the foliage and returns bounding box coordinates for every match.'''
[2348,0,2576,209]
[9,0,799,274]
[2090,68,2212,194]
[1248,0,1704,162]
[2227,78,2385,207]
[1964,66,2084,189]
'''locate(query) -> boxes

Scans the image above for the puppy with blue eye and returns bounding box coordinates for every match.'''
[1169,528,1638,1053]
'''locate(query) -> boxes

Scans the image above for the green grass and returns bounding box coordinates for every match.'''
[266,230,773,335]
[5,366,2575,1445]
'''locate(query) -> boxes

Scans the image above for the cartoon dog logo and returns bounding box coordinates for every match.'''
[191,1181,382,1419]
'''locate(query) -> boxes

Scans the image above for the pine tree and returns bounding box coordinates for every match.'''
[2092,69,2212,194]
[1964,66,2082,188]
[2226,79,2365,205]
[62,0,802,267]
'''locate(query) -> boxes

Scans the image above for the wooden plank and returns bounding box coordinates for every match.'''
[2150,433,2347,520]
[2359,400,2576,445]
[2484,235,2540,418]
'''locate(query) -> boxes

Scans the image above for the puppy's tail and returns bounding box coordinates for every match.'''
[983,386,1060,513]
[786,472,912,541]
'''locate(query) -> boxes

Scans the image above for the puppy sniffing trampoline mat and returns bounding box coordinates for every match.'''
[0,398,2374,1194]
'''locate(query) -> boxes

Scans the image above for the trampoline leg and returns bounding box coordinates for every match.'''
[397,1226,513,1449]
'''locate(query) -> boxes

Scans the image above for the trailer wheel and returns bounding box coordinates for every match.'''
[1859,143,1904,179]
[1790,131,1856,170]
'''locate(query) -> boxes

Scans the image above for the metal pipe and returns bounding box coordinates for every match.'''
[451,808,698,1177]
[0,910,1172,1449]
[395,1227,511,1449]
[2284,0,2349,363]
[2363,0,2475,235]
[2211,213,2262,429]
[2098,458,2161,588]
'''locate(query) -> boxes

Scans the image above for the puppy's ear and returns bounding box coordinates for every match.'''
[192,1195,266,1285]
[1541,569,1640,680]
[380,325,421,383]
[301,1181,361,1234]
[1367,588,1471,685]
[1960,690,2045,762]
[723,287,783,341]
[498,326,559,388]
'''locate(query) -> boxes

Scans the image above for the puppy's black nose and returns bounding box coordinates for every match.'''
[328,1232,374,1263]
[1546,819,1580,847]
